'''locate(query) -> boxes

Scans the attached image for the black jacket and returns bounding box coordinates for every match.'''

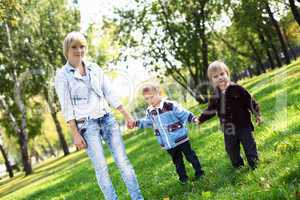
[198,83,260,131]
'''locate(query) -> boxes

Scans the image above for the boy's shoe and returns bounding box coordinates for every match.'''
[233,164,245,172]
[194,171,204,181]
[233,162,244,169]
[249,162,258,170]
[179,177,189,185]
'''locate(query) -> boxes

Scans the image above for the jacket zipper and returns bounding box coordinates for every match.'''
[156,108,171,149]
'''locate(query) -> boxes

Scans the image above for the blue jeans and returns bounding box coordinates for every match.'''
[80,114,143,200]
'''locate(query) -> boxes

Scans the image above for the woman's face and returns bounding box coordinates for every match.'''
[67,40,86,63]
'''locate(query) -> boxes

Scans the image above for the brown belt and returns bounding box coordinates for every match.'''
[76,118,87,127]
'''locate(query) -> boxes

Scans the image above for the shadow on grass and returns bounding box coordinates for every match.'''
[0,152,89,198]
[242,61,300,91]
[15,161,102,200]
[123,122,250,199]
[278,164,300,185]
[259,123,300,152]
[3,119,296,200]
[12,133,169,200]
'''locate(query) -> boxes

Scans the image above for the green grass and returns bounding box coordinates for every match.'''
[1,60,300,200]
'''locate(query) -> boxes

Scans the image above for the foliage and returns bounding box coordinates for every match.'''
[86,21,121,67]
[114,0,234,102]
[0,0,80,168]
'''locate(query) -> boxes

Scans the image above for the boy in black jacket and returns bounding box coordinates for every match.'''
[196,61,262,169]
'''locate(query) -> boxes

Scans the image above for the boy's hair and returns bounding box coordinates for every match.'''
[142,83,160,94]
[63,31,87,59]
[207,60,230,81]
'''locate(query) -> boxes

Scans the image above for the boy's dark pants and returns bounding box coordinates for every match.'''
[224,127,259,169]
[167,141,203,181]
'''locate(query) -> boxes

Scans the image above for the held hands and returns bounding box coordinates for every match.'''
[116,105,136,129]
[192,116,200,125]
[125,116,136,129]
[256,115,263,125]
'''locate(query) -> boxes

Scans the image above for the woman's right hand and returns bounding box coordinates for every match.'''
[73,132,86,150]
[68,120,87,150]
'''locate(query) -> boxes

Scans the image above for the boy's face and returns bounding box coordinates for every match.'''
[67,40,86,63]
[211,68,230,91]
[143,90,162,108]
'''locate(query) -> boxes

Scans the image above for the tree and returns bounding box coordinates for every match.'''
[226,0,271,72]
[0,130,13,178]
[115,0,229,103]
[226,0,294,72]
[0,3,33,173]
[264,0,291,65]
[288,0,300,27]
[0,0,80,174]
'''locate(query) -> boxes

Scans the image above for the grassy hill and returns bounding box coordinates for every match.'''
[0,60,299,200]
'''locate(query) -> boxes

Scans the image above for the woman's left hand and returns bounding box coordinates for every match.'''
[126,117,136,129]
[116,105,136,129]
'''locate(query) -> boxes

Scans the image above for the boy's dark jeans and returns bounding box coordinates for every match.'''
[224,127,259,169]
[167,141,203,181]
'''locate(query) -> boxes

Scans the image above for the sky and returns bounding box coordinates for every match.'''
[78,0,117,31]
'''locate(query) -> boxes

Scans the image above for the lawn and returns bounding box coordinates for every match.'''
[0,60,299,200]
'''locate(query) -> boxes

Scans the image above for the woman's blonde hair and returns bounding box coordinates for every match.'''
[207,60,230,81]
[63,31,87,59]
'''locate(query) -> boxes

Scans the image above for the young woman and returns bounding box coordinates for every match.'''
[54,31,143,200]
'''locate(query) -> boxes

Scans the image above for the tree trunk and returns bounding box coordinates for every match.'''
[282,25,297,60]
[248,69,253,77]
[289,0,300,27]
[0,131,14,177]
[181,87,187,103]
[5,23,32,175]
[44,89,69,156]
[31,147,44,163]
[19,130,32,175]
[200,16,208,79]
[195,1,209,103]
[196,1,209,80]
[40,144,48,157]
[258,29,275,69]
[265,30,282,67]
[49,109,69,156]
[44,137,56,157]
[0,143,14,178]
[14,76,32,175]
[265,1,291,65]
[0,97,32,175]
[248,39,265,74]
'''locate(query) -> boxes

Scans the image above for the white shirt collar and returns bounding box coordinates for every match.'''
[65,59,90,72]
[148,97,167,111]
[65,60,91,79]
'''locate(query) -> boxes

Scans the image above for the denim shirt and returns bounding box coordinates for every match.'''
[54,60,121,122]
[136,99,195,150]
